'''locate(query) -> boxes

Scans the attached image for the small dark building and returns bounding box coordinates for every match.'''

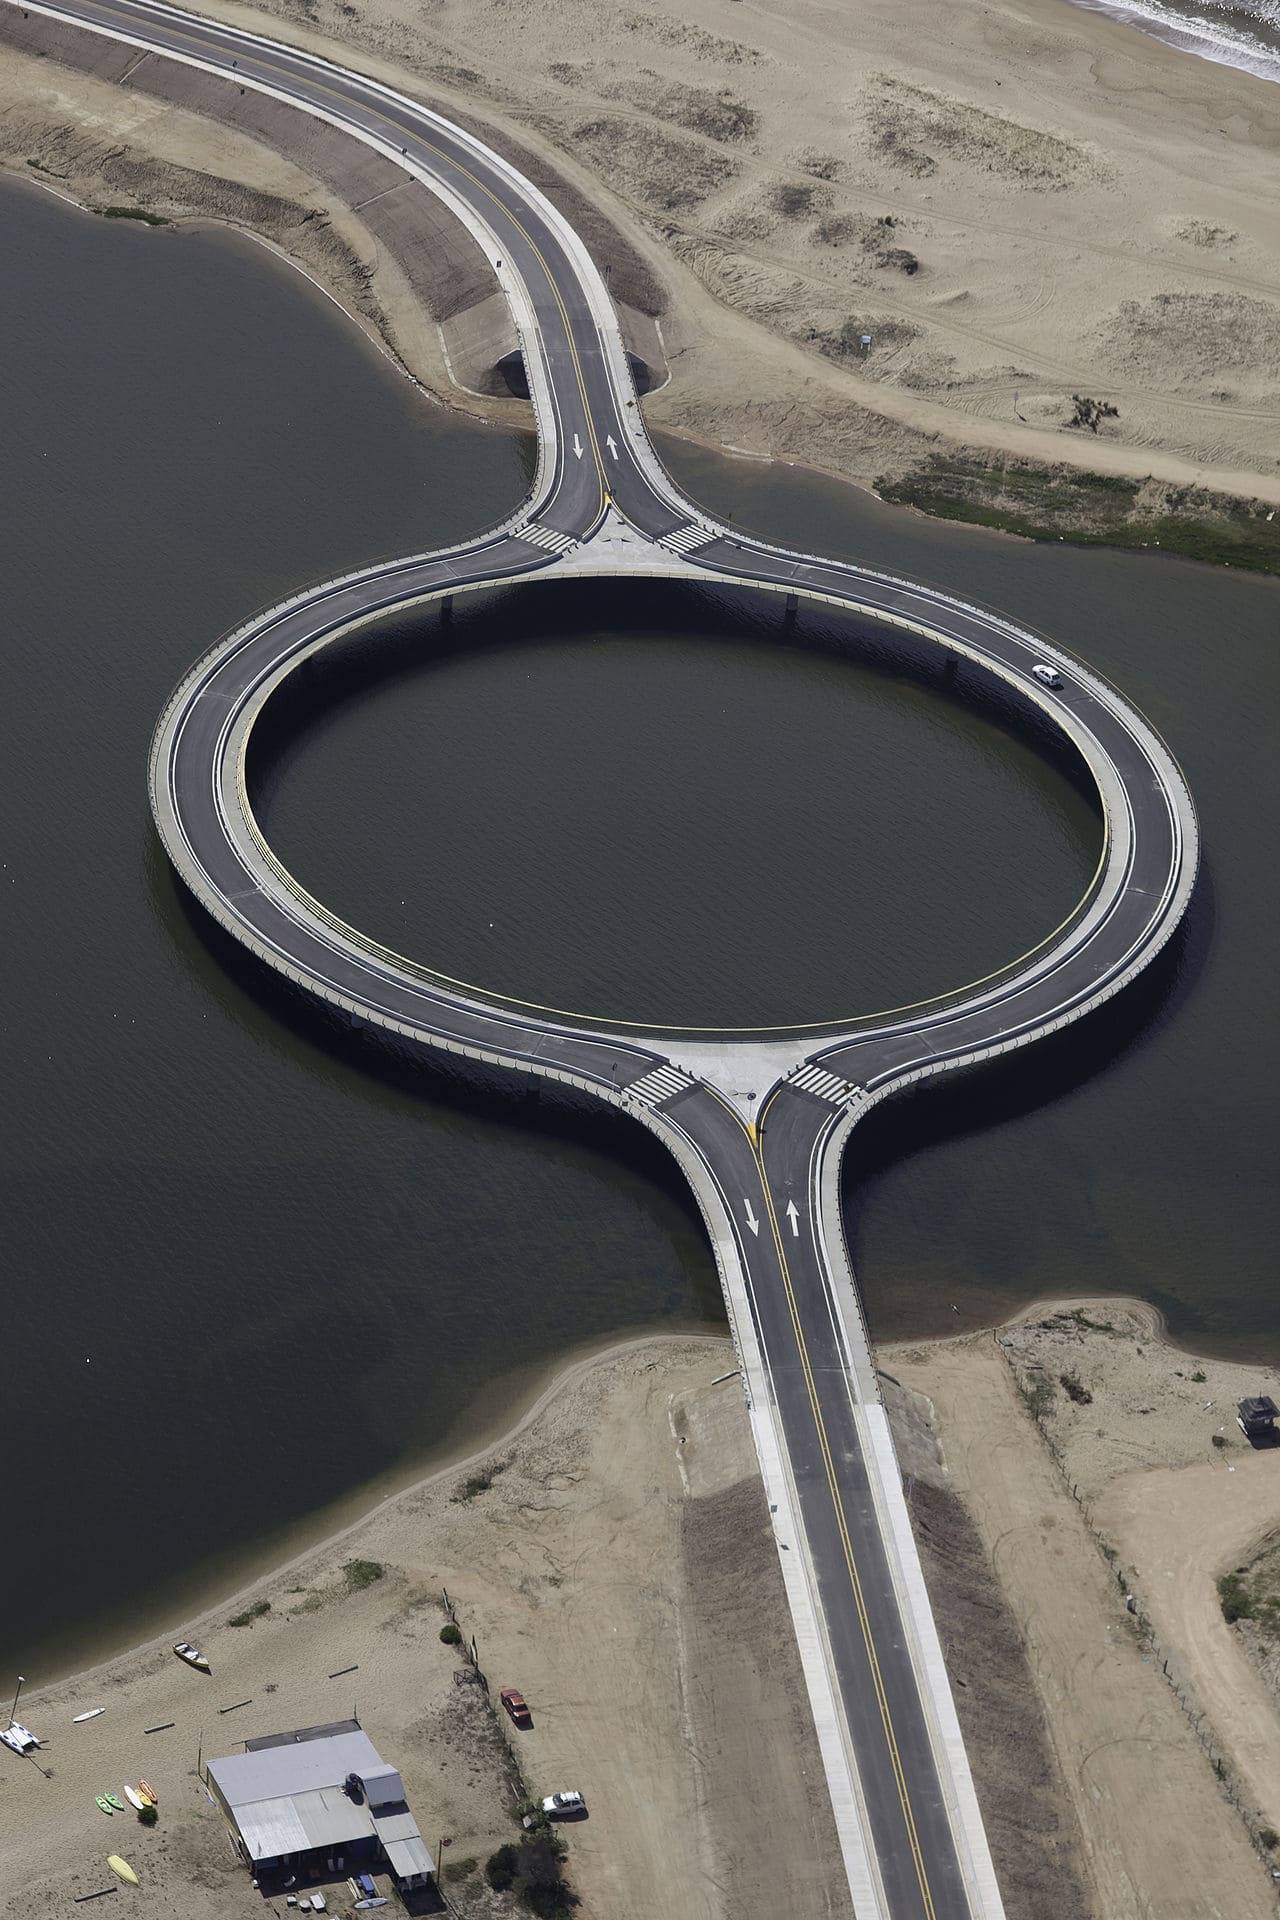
[1237,1396,1279,1440]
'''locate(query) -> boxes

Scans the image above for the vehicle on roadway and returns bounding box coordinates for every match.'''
[500,1686,532,1728]
[1031,662,1065,689]
[541,1791,586,1818]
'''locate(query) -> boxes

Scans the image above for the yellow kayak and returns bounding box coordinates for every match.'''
[107,1857,139,1886]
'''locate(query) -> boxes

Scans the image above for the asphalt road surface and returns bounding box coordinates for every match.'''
[7,2,1200,1912]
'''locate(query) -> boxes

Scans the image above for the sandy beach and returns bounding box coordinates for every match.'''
[0,1338,852,1920]
[10,1304,1280,1918]
[3,0,1280,521]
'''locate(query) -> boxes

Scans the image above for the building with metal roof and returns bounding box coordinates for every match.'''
[206,1720,434,1890]
[1238,1395,1279,1441]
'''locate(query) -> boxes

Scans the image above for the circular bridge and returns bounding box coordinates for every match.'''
[22,2,1198,1917]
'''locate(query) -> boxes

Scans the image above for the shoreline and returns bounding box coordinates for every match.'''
[1061,0,1280,89]
[3,1334,855,1920]
[17,1326,723,1699]
[27,1285,1245,1710]
[22,1297,1280,1920]
[3,5,1280,572]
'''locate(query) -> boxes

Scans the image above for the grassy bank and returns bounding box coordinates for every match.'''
[879,455,1280,576]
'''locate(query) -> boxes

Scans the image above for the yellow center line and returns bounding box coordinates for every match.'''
[749,1125,939,1920]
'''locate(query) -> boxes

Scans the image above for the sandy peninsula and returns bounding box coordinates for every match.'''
[0,1339,853,1920]
[9,1306,1280,1920]
[3,0,1280,537]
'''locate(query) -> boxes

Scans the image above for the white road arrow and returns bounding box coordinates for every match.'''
[606,434,619,459]
[572,433,584,459]
[743,1200,760,1237]
[785,1200,800,1237]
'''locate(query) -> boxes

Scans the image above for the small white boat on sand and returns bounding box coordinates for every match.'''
[73,1708,107,1724]
[1,1722,41,1755]
[173,1642,210,1674]
[123,1786,145,1812]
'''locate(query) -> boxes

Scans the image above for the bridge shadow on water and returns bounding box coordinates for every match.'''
[245,573,1103,828]
[842,857,1215,1338]
[152,822,1210,1354]
[152,567,1202,1349]
[156,856,714,1257]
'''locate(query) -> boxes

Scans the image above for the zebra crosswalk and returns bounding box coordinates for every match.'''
[623,1063,696,1110]
[519,523,576,555]
[663,523,717,556]
[787,1063,863,1107]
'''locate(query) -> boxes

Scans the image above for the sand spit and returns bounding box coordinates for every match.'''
[1,1325,1114,1920]
[4,0,1280,529]
[0,1340,853,1920]
[8,1301,1280,1916]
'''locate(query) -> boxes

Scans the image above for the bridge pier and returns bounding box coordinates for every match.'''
[783,592,798,634]
[440,594,453,630]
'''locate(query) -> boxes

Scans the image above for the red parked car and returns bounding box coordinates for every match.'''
[499,1687,532,1728]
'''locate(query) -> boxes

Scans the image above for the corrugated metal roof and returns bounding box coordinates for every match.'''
[384,1836,434,1881]
[229,1797,307,1862]
[233,1790,376,1862]
[372,1811,417,1843]
[210,1726,430,1874]
[209,1731,385,1810]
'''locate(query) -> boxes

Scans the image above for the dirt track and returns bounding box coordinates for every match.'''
[892,1328,1277,1919]
[1097,1455,1280,1840]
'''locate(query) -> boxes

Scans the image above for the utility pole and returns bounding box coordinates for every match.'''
[8,1675,25,1728]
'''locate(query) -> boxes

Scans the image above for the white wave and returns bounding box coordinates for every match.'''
[1066,0,1280,83]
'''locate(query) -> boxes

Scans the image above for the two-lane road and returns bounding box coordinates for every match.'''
[2,1,1199,1911]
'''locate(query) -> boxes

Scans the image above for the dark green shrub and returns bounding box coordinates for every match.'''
[439,1622,463,1646]
[1219,1572,1255,1623]
[228,1600,271,1627]
[486,1843,520,1892]
[343,1559,384,1590]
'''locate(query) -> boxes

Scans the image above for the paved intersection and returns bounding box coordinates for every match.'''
[6,1,1200,1910]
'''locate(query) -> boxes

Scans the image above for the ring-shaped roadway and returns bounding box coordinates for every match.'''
[8,2,1199,1916]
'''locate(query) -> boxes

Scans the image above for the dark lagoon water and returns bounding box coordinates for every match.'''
[2,170,1278,1678]
[663,442,1280,1357]
[252,580,1100,1031]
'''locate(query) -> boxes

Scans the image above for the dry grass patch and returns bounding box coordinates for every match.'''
[1174,216,1238,249]
[619,9,762,65]
[572,114,738,210]
[865,75,1104,189]
[810,209,921,273]
[803,312,921,369]
[1097,290,1280,382]
[604,72,758,143]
